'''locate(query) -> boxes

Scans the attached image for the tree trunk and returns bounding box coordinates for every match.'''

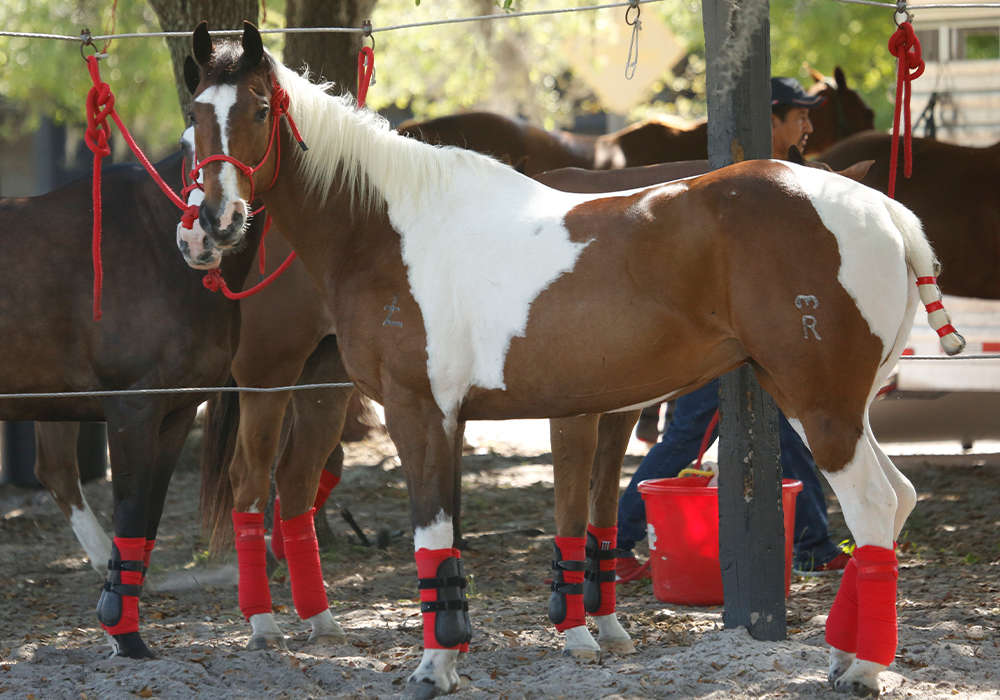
[147,0,259,120]
[284,0,377,99]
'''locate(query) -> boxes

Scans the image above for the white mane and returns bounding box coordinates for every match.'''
[269,55,515,215]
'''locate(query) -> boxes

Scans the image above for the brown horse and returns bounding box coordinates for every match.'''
[0,149,262,659]
[184,23,964,696]
[819,130,1000,299]
[398,67,872,172]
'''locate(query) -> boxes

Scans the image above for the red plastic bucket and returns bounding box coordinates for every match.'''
[637,475,803,605]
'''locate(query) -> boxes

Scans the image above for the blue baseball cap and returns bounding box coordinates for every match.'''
[771,77,825,108]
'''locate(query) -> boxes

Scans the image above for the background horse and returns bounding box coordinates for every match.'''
[185,23,963,697]
[398,66,873,172]
[819,130,1000,299]
[0,149,262,659]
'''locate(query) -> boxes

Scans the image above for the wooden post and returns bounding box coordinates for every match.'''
[701,0,787,641]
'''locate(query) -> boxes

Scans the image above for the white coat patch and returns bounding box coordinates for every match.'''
[389,170,600,426]
[780,162,909,356]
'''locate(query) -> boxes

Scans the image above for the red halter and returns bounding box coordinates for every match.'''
[187,77,307,215]
[187,76,307,299]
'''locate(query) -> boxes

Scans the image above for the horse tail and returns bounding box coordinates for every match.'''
[885,198,966,356]
[199,382,240,554]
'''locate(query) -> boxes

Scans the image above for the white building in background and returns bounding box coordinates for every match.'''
[911,1,1000,145]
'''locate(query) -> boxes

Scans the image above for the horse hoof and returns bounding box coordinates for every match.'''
[246,634,288,651]
[307,630,347,645]
[833,677,881,697]
[563,646,601,663]
[599,637,636,655]
[110,632,155,659]
[405,677,447,699]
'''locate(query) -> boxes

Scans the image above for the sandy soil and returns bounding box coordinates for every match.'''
[1,428,998,699]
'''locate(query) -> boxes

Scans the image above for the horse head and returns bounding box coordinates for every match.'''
[176,124,222,270]
[805,66,875,155]
[186,21,276,255]
[786,144,874,182]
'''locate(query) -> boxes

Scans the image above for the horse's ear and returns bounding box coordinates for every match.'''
[786,144,806,165]
[193,21,212,66]
[241,21,264,68]
[806,64,825,84]
[183,56,200,94]
[834,66,848,92]
[838,159,875,182]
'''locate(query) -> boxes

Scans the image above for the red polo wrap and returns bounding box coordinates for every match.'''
[825,557,859,653]
[282,507,329,619]
[314,468,341,511]
[587,524,617,616]
[854,545,899,666]
[101,536,146,636]
[554,536,586,631]
[232,511,272,619]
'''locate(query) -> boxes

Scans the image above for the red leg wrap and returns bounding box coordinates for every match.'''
[825,557,858,653]
[101,537,146,636]
[586,524,618,616]
[271,498,285,561]
[854,545,899,666]
[282,508,329,619]
[415,547,470,651]
[232,511,272,619]
[313,468,341,511]
[553,536,586,632]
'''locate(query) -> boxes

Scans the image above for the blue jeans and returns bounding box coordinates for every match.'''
[617,379,841,569]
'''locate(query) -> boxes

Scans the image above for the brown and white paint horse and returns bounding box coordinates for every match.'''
[181,23,965,697]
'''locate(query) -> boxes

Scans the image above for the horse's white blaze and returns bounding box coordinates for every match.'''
[69,501,111,574]
[413,508,453,552]
[195,85,241,218]
[783,162,910,360]
[391,172,597,428]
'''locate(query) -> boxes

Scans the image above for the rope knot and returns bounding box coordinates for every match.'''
[202,269,224,292]
[181,205,199,230]
[888,22,925,80]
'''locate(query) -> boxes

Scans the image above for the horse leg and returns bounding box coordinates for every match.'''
[34,422,111,575]
[98,401,164,659]
[384,394,468,697]
[274,381,352,645]
[140,406,199,591]
[548,413,601,661]
[586,410,639,656]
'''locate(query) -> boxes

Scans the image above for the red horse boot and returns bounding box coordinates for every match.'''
[96,536,153,658]
[281,508,344,643]
[549,536,599,661]
[410,547,470,696]
[830,545,898,696]
[585,525,634,655]
[232,511,284,650]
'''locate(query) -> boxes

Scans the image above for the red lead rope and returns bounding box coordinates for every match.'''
[357,46,374,108]
[887,21,924,199]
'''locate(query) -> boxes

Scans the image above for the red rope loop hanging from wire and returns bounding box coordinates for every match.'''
[886,20,924,199]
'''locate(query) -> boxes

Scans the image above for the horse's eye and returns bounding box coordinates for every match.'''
[255,107,269,122]
[187,111,196,126]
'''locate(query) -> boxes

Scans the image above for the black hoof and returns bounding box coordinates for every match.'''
[111,632,155,659]
[405,678,442,700]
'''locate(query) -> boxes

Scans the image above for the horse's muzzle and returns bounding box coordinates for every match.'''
[199,199,248,250]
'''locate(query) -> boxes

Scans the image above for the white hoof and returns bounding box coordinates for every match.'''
[306,609,346,643]
[563,625,601,662]
[828,647,856,685]
[832,658,885,697]
[595,613,636,655]
[407,649,460,697]
[247,612,287,651]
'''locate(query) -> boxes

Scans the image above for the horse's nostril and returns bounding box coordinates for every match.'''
[179,240,190,256]
[232,210,244,229]
[199,206,214,233]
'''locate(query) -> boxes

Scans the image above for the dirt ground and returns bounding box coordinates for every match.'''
[1,426,998,699]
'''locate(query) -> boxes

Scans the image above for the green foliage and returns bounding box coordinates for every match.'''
[0,1,181,158]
